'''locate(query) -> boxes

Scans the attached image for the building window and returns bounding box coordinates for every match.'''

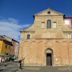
[52,22,56,28]
[41,22,46,28]
[27,34,30,39]
[48,11,51,14]
[47,20,51,29]
[64,33,72,39]
[67,34,72,39]
[64,20,71,26]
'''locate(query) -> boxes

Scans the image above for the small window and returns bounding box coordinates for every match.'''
[27,34,30,39]
[64,33,72,39]
[48,11,51,14]
[52,22,56,28]
[41,22,46,28]
[47,20,51,28]
[41,23,46,28]
[67,34,72,39]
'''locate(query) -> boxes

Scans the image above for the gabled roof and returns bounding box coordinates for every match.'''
[34,8,64,16]
[21,8,64,32]
[0,35,19,43]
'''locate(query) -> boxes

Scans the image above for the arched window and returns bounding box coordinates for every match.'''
[47,20,51,28]
[27,34,30,39]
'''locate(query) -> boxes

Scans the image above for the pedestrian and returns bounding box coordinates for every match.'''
[19,58,25,69]
[19,59,22,69]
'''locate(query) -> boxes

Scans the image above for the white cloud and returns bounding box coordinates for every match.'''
[0,18,31,41]
[8,18,19,24]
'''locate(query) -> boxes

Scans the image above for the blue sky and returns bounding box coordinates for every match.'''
[0,0,72,41]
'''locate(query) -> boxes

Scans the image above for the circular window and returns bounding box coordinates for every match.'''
[48,11,51,14]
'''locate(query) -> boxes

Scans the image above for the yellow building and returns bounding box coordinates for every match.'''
[0,35,13,56]
[19,8,72,66]
[0,35,19,58]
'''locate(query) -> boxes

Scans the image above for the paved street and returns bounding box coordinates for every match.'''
[0,62,72,72]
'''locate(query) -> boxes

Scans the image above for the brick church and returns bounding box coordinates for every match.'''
[19,8,72,66]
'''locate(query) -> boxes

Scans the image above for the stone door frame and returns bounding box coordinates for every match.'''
[45,48,53,66]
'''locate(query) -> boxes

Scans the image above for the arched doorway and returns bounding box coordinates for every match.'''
[45,48,53,66]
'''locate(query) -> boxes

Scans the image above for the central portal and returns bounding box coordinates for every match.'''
[45,48,53,66]
[46,53,52,66]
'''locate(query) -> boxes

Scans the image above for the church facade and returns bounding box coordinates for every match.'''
[19,8,72,66]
